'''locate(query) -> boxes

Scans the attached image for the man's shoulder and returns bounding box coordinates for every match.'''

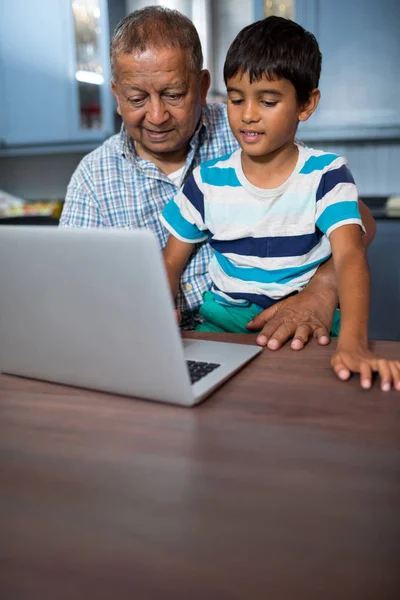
[198,102,238,160]
[65,132,127,201]
[78,133,122,171]
[203,101,228,125]
[201,102,232,141]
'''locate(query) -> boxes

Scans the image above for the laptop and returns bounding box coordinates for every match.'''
[0,226,261,406]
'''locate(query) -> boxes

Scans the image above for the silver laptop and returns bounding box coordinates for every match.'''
[0,226,261,406]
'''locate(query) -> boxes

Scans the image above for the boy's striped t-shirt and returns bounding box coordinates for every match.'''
[160,145,364,309]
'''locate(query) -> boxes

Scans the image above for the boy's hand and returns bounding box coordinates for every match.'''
[175,310,181,325]
[331,346,400,391]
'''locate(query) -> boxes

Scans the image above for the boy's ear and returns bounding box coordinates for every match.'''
[298,89,320,122]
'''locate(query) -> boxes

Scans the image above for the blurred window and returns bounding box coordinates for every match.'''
[264,0,294,19]
[72,0,103,129]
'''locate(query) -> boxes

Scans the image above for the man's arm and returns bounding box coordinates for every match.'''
[59,160,106,228]
[247,199,376,350]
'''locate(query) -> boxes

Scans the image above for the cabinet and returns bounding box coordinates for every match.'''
[254,0,400,142]
[0,0,113,150]
[296,0,400,141]
[368,220,400,341]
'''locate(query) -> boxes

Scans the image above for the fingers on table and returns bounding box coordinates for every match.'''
[389,361,400,391]
[257,321,330,351]
[313,325,330,346]
[258,321,296,350]
[359,361,373,389]
[290,323,313,350]
[331,354,352,381]
[358,359,400,392]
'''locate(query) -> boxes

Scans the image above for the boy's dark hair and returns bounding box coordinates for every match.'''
[223,16,322,104]
[111,6,203,79]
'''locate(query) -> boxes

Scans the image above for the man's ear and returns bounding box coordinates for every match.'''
[199,69,211,107]
[298,88,320,123]
[111,80,122,116]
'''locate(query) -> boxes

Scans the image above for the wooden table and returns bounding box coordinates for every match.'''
[1,334,399,600]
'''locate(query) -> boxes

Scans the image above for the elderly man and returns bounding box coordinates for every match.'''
[60,6,376,358]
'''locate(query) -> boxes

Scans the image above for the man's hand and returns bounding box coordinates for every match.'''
[246,199,375,352]
[246,282,338,350]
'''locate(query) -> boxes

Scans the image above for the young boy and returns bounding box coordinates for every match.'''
[160,16,400,391]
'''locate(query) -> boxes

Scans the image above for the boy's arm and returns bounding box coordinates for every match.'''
[163,235,194,301]
[299,198,375,291]
[247,198,376,349]
[329,224,369,349]
[160,169,208,301]
[329,224,400,391]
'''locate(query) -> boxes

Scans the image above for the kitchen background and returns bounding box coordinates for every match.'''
[0,0,399,339]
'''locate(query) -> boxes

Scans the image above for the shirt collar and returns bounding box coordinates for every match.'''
[119,124,136,161]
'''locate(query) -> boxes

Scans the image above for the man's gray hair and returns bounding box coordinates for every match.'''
[110,6,203,78]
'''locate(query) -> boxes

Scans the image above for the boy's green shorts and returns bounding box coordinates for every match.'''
[195,291,341,338]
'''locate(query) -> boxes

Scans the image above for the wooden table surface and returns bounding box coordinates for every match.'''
[1,334,400,600]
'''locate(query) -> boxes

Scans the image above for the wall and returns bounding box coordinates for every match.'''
[1,138,399,202]
[126,0,212,74]
[303,141,400,198]
[0,152,86,201]
[294,0,400,198]
[1,0,400,201]
[0,0,254,201]
[209,0,254,95]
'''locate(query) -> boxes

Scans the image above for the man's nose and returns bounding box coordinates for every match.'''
[146,98,168,125]
[241,101,259,124]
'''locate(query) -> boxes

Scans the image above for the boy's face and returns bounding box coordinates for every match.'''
[226,71,314,159]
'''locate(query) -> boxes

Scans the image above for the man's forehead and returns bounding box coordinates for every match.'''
[114,46,192,77]
[114,48,191,88]
[118,72,190,92]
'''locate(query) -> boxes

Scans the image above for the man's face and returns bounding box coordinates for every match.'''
[226,71,306,159]
[111,47,210,162]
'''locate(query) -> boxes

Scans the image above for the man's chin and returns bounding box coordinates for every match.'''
[144,144,179,156]
[136,137,186,159]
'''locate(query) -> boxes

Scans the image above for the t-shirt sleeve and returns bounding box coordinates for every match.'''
[315,159,365,237]
[160,167,209,243]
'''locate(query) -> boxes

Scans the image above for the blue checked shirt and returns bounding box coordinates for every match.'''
[60,102,238,311]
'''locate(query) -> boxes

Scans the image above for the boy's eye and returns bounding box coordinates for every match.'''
[229,98,243,105]
[262,101,278,107]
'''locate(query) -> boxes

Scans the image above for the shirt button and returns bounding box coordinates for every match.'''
[185,283,193,291]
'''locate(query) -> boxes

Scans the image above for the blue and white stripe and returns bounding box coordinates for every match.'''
[161,144,364,308]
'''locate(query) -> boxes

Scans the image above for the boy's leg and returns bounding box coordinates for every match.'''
[195,320,227,333]
[195,291,264,333]
[330,309,341,338]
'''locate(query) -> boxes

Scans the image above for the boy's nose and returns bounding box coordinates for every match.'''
[241,102,259,123]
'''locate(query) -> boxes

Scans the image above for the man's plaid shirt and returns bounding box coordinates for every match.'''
[60,102,238,312]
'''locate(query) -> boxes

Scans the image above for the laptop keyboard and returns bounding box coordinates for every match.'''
[186,360,221,384]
